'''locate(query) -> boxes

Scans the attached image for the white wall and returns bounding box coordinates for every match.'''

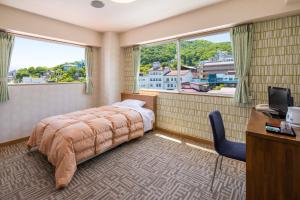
[99,32,121,105]
[120,0,300,46]
[0,83,99,142]
[0,4,102,47]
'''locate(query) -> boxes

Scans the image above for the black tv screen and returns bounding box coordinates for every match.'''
[268,86,290,114]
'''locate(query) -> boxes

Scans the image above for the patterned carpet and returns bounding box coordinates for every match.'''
[0,131,245,200]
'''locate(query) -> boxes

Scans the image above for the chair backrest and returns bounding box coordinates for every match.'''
[209,110,226,154]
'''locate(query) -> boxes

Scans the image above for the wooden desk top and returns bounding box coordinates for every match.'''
[246,109,300,145]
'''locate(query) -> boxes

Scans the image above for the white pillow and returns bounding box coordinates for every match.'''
[115,99,146,108]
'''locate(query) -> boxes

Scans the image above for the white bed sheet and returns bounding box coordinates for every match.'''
[113,104,155,132]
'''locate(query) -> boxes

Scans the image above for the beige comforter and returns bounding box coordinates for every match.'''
[27,106,144,189]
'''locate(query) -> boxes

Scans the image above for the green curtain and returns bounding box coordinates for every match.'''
[132,46,141,94]
[0,32,14,103]
[85,47,94,95]
[230,24,254,104]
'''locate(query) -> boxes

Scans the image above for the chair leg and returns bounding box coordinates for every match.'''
[210,155,220,192]
[219,156,223,170]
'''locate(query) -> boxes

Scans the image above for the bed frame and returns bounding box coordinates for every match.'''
[121,92,157,115]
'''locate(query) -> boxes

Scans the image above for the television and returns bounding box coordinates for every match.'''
[268,86,293,117]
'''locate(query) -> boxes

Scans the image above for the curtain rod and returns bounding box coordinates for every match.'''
[0,29,89,48]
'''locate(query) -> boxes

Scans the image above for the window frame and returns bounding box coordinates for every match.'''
[138,29,236,97]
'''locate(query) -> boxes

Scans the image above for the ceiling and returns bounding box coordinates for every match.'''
[0,0,226,32]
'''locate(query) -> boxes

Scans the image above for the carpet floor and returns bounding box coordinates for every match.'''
[0,131,245,200]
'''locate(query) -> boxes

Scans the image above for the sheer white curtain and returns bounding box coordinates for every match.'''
[132,46,141,94]
[85,47,94,95]
[230,24,254,104]
[0,32,15,103]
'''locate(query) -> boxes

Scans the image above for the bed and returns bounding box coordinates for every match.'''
[27,93,157,189]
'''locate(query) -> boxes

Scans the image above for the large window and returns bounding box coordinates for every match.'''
[139,41,177,91]
[8,36,85,84]
[139,32,236,95]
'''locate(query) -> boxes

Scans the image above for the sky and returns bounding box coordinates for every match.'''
[189,32,231,43]
[9,36,85,71]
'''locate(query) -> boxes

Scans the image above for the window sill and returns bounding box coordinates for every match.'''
[139,89,235,98]
[8,82,85,86]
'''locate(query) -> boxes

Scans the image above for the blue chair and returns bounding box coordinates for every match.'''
[209,110,246,191]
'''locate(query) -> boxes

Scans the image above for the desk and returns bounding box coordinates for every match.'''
[246,109,300,200]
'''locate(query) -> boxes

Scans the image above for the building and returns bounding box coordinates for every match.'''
[142,63,171,90]
[164,70,193,90]
[62,61,85,71]
[198,51,235,78]
[138,73,148,88]
[147,67,164,90]
[181,65,199,79]
[200,61,235,77]
[208,50,234,62]
[7,70,16,83]
[139,63,193,90]
[139,59,233,91]
[22,77,47,84]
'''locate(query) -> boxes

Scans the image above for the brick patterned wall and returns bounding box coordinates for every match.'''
[250,15,300,105]
[122,15,300,142]
[156,93,250,142]
[122,47,134,93]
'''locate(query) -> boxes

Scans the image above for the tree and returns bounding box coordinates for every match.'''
[34,66,47,77]
[68,66,78,78]
[16,68,29,82]
[59,73,74,82]
[13,61,85,83]
[78,66,86,78]
[140,42,176,65]
[140,64,152,75]
[140,39,232,75]
[28,67,35,75]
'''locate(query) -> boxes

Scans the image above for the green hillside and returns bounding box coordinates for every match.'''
[140,40,232,75]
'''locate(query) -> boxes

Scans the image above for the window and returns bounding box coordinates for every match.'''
[139,40,177,91]
[180,32,236,95]
[8,36,85,84]
[138,31,236,95]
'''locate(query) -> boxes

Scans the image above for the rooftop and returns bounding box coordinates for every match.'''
[165,70,190,76]
[203,61,234,67]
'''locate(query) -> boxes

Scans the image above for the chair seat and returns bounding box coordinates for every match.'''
[219,140,246,162]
